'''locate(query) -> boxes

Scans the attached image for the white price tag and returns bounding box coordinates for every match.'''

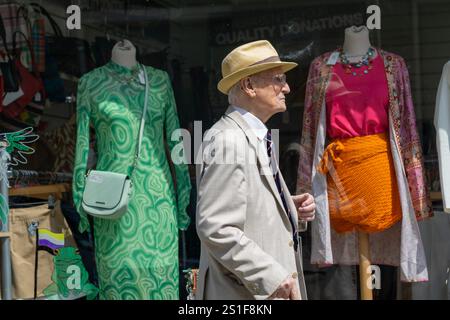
[327,52,340,66]
[34,92,42,102]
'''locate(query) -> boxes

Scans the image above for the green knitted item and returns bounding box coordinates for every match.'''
[43,247,98,300]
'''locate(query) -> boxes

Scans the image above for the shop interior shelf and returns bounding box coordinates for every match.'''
[430,191,442,201]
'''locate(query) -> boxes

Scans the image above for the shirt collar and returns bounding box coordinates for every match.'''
[231,105,268,141]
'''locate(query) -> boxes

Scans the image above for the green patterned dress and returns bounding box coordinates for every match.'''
[72,61,191,300]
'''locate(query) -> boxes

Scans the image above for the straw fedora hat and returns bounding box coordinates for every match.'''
[217,40,298,94]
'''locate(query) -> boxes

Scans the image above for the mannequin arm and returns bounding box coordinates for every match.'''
[72,77,92,233]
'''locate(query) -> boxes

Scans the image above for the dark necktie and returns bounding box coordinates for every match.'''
[266,131,298,251]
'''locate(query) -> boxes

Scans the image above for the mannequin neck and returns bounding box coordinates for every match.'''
[111,39,137,69]
[342,26,372,58]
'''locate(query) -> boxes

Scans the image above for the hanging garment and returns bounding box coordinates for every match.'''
[1,201,76,299]
[297,49,432,282]
[43,246,98,300]
[0,3,30,51]
[29,9,46,73]
[72,61,191,300]
[434,61,450,213]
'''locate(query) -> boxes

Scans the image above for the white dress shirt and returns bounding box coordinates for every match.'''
[231,105,278,174]
[231,105,268,139]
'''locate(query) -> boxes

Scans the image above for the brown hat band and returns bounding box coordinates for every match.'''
[249,55,281,66]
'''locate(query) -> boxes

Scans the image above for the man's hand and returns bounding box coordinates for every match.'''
[268,276,300,300]
[292,193,315,222]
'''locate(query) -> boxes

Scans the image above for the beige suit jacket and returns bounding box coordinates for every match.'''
[195,107,307,300]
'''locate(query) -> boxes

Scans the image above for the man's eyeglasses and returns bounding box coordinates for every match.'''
[258,73,287,88]
[273,74,287,87]
[246,73,288,90]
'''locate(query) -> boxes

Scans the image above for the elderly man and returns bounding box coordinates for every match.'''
[195,40,315,300]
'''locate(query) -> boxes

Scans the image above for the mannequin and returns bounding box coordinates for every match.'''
[297,27,431,299]
[342,26,377,61]
[110,39,137,69]
[331,27,401,299]
[73,39,192,299]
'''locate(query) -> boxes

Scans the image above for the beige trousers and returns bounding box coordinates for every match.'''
[0,201,76,299]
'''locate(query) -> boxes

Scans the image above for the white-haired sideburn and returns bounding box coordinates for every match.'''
[227,82,242,105]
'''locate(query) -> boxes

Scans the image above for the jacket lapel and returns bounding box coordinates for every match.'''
[224,108,290,222]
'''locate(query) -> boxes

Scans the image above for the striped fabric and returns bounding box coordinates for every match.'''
[0,3,30,51]
[30,12,45,72]
[37,229,64,250]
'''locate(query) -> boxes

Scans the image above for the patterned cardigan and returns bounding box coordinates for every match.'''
[296,49,433,221]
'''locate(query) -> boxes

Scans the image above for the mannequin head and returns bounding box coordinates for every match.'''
[342,25,373,60]
[111,39,137,69]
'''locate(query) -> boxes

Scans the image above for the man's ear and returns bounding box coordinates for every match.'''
[240,77,257,98]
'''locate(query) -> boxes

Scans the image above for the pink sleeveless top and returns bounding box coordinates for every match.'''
[325,53,390,139]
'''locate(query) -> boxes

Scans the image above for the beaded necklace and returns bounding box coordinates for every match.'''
[339,47,376,76]
[107,62,143,86]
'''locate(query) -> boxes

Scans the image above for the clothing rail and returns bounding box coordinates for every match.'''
[7,170,73,184]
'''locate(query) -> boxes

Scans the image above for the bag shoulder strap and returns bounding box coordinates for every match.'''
[130,64,149,176]
[16,4,32,34]
[12,30,37,72]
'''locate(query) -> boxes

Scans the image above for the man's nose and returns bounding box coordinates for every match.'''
[282,82,290,94]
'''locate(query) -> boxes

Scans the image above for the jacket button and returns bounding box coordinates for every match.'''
[288,240,294,247]
[292,272,298,279]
